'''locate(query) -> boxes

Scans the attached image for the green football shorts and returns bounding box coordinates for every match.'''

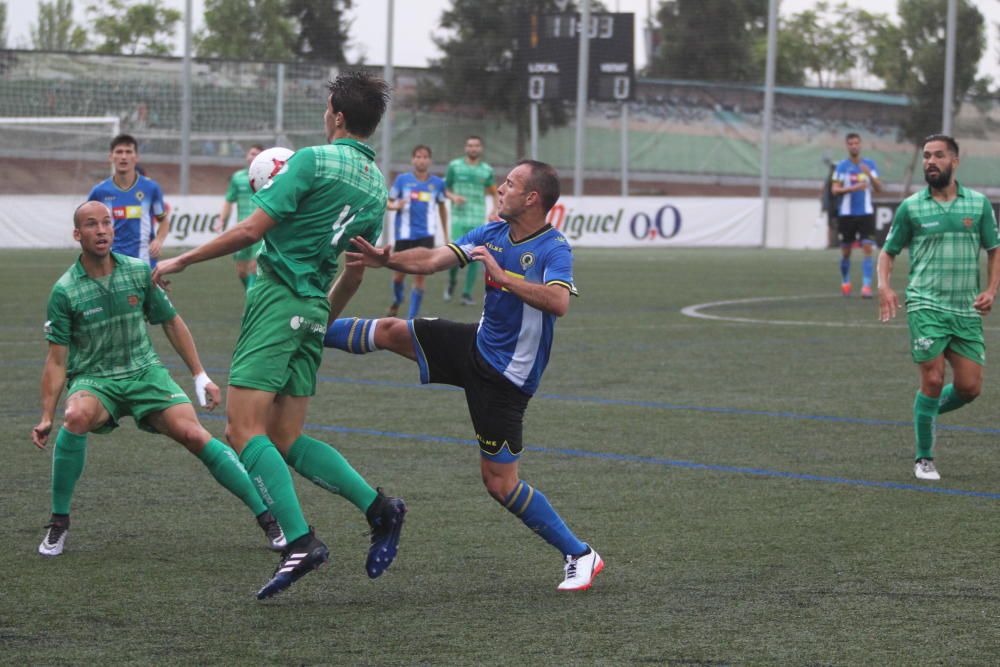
[233,239,264,262]
[907,308,985,365]
[66,364,190,433]
[229,273,328,396]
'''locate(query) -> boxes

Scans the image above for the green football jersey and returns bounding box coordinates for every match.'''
[45,253,177,380]
[225,168,257,222]
[883,183,1000,316]
[251,139,387,299]
[445,158,494,230]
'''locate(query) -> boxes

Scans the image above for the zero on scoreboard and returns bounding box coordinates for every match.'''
[518,12,635,103]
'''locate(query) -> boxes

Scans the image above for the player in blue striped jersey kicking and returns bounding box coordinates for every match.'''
[325,159,603,591]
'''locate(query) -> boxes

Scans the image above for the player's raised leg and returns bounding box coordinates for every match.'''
[268,394,406,579]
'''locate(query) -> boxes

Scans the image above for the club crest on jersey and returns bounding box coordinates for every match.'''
[963,217,973,227]
[128,295,139,307]
[136,191,144,201]
[520,252,535,271]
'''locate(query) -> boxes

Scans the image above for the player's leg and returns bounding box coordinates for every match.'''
[388,271,406,317]
[938,321,986,414]
[270,394,406,579]
[838,217,855,295]
[324,316,418,360]
[39,390,111,556]
[469,360,601,591]
[408,274,426,319]
[914,355,946,479]
[461,261,480,305]
[143,401,285,550]
[859,216,876,298]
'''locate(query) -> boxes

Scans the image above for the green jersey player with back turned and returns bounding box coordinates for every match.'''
[219,144,265,291]
[153,71,406,599]
[878,134,1000,481]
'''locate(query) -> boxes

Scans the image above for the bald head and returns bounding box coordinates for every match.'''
[74,201,111,228]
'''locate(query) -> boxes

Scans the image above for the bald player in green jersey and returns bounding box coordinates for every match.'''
[33,201,285,558]
[878,134,1000,481]
[219,144,265,291]
[153,71,406,599]
[444,135,498,305]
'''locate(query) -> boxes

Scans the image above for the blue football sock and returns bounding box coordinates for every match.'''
[840,256,850,283]
[861,255,873,287]
[392,280,404,306]
[408,288,424,319]
[502,481,587,557]
[324,318,380,353]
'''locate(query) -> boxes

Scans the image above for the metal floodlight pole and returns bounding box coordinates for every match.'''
[530,102,539,160]
[620,102,629,196]
[179,0,192,195]
[573,0,591,197]
[759,0,778,248]
[275,63,286,146]
[380,0,395,181]
[942,0,957,135]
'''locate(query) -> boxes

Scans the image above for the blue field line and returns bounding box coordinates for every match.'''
[192,414,1000,501]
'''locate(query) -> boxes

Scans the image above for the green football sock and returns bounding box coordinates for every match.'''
[197,438,267,516]
[239,435,309,543]
[448,265,459,290]
[285,434,378,513]
[245,273,256,291]
[913,391,939,461]
[51,427,87,515]
[239,275,249,289]
[937,383,971,415]
[463,260,480,296]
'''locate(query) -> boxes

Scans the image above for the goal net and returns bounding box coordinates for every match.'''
[0,116,121,160]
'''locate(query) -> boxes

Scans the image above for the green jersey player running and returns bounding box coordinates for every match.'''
[878,134,1000,481]
[34,201,285,558]
[219,144,265,292]
[444,135,498,305]
[153,71,405,599]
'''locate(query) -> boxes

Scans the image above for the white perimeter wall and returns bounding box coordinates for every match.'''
[0,195,825,250]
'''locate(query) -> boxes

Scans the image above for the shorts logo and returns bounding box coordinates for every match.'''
[290,316,325,335]
[914,337,934,351]
[290,316,302,330]
[128,295,139,307]
[519,252,535,271]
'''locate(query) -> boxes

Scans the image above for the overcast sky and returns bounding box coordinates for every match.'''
[5,0,1000,80]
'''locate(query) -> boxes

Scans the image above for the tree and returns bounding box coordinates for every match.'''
[285,0,353,62]
[648,0,768,81]
[87,0,181,56]
[857,0,985,189]
[433,0,603,160]
[196,0,296,60]
[30,0,88,51]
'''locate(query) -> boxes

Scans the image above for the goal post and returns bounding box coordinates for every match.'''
[0,116,122,160]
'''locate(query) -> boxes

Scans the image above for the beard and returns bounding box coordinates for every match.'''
[924,165,952,189]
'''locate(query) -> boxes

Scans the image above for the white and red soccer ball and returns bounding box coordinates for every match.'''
[249,146,294,192]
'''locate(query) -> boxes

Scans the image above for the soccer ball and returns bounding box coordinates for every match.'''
[249,147,294,192]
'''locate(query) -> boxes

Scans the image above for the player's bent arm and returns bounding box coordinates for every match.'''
[165,209,276,271]
[386,198,403,212]
[219,201,233,227]
[387,245,461,275]
[438,202,449,241]
[870,175,884,193]
[503,280,571,317]
[154,212,170,243]
[877,250,900,321]
[327,264,365,324]
[39,343,68,424]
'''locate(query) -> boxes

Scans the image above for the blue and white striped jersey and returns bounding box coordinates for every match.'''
[390,172,446,241]
[88,175,166,265]
[448,222,577,395]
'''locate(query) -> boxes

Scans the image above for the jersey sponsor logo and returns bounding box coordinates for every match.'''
[83,306,104,317]
[921,221,940,228]
[112,205,143,219]
[127,294,139,307]
[112,206,127,219]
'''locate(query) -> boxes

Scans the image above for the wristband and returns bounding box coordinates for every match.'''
[194,371,212,407]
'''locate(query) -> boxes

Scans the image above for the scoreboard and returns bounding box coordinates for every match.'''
[518,12,635,102]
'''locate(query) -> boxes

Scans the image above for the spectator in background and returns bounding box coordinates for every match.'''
[832,132,883,298]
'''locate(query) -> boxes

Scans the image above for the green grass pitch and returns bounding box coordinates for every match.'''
[1,247,998,665]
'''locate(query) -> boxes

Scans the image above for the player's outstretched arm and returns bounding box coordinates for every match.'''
[327,263,365,324]
[973,247,1000,314]
[346,236,459,275]
[33,344,68,449]
[152,208,276,288]
[877,250,899,322]
[161,314,221,409]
